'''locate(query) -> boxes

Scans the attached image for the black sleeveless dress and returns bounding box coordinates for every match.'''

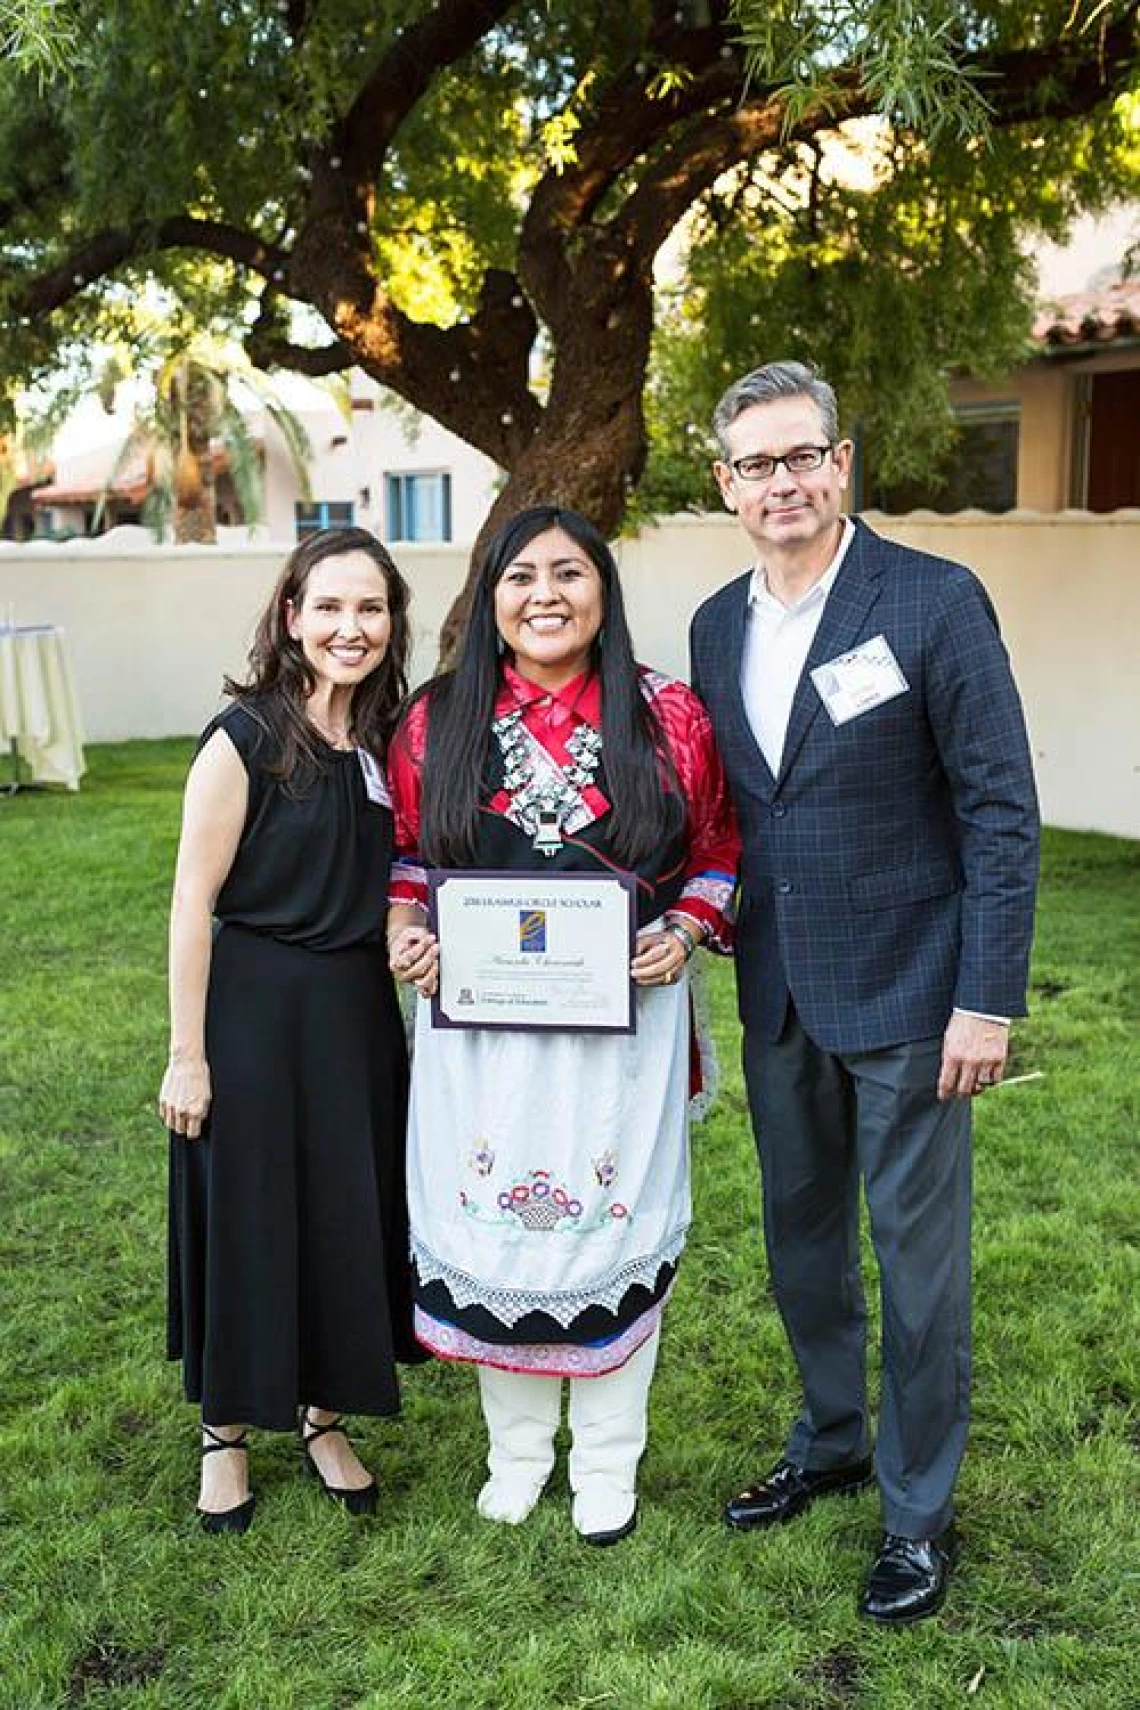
[166,700,419,1430]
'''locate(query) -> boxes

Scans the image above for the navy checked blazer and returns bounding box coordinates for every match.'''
[689,517,1040,1053]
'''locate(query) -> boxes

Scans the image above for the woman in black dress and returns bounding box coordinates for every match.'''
[160,526,417,1532]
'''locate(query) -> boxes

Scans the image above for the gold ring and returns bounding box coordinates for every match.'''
[665,969,675,984]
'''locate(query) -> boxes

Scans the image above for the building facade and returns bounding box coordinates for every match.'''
[6,371,502,546]
[869,283,1140,515]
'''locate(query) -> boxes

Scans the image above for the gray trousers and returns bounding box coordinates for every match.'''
[743,1007,971,1538]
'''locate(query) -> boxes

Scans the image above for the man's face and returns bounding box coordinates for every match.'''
[713,395,852,560]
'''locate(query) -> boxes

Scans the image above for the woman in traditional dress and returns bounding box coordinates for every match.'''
[161,527,419,1533]
[387,505,738,1545]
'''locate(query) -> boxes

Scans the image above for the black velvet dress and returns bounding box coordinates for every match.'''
[166,699,419,1430]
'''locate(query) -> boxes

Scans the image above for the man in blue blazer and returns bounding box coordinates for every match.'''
[690,361,1039,1624]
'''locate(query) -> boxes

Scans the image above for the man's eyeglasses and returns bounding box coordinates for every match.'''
[729,444,833,483]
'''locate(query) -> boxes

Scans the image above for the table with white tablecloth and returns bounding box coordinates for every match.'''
[0,624,87,791]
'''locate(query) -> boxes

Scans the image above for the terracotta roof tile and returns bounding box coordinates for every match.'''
[31,445,235,507]
[1033,281,1140,347]
[31,464,147,506]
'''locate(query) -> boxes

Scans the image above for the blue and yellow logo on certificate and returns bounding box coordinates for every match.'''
[519,909,547,953]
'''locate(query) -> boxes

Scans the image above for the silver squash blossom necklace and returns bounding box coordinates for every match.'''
[493,709,603,856]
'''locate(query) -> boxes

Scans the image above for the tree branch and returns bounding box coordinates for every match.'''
[523,24,744,238]
[3,218,289,320]
[528,8,1139,315]
[519,42,748,323]
[244,330,354,377]
[156,218,291,279]
[283,0,317,42]
[614,74,872,261]
[337,0,520,190]
[288,1,523,341]
[967,13,1139,126]
[320,271,542,467]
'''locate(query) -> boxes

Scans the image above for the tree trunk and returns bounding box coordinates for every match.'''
[434,259,655,664]
[435,400,647,664]
[173,367,217,545]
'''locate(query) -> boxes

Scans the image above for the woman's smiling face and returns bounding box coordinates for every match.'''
[286,551,392,689]
[492,526,605,690]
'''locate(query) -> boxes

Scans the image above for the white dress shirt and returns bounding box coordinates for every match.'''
[741,519,854,775]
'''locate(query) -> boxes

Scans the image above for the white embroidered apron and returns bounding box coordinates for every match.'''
[407,974,691,1332]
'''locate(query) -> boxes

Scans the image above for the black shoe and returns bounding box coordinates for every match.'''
[724,1455,875,1530]
[197,1425,256,1535]
[580,1503,639,1548]
[859,1528,957,1625]
[299,1409,378,1517]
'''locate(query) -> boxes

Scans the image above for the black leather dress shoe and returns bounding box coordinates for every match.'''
[724,1455,875,1530]
[859,1529,957,1624]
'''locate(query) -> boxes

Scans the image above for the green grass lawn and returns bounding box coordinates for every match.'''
[1,743,1138,1710]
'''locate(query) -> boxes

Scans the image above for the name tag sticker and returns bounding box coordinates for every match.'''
[356,748,391,806]
[811,635,909,726]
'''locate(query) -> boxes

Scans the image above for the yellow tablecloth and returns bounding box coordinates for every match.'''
[0,625,87,791]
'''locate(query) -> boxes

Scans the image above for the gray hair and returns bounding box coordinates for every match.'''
[712,360,840,454]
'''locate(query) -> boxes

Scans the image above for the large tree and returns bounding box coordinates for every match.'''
[1,2,1137,594]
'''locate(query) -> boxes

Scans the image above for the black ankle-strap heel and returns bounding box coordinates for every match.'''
[198,1424,256,1535]
[298,1409,378,1517]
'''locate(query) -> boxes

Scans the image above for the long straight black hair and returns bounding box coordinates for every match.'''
[414,505,673,868]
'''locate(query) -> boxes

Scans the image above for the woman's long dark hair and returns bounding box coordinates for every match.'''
[225,526,410,785]
[413,505,672,867]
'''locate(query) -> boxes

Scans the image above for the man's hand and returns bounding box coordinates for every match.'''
[937,1012,1010,1101]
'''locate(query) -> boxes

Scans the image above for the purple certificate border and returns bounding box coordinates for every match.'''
[427,867,637,1035]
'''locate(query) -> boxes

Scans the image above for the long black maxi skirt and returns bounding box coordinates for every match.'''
[167,923,419,1430]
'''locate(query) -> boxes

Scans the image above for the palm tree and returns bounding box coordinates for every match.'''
[97,338,313,544]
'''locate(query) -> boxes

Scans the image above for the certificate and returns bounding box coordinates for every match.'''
[428,870,636,1034]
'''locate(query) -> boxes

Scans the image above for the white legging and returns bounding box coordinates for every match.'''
[476,1324,662,1498]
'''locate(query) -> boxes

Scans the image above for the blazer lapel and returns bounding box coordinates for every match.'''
[775,520,885,789]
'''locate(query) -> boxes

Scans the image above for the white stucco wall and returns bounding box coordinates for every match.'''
[863,509,1140,844]
[0,539,465,743]
[617,510,1140,842]
[2,509,1136,839]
